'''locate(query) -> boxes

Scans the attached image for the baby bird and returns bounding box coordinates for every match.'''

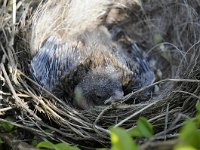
[30,27,155,109]
[30,0,155,109]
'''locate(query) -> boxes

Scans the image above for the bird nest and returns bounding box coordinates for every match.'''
[1,0,200,149]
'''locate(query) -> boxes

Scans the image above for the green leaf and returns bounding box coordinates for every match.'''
[196,102,200,125]
[0,138,4,144]
[179,120,200,149]
[36,141,55,149]
[196,113,200,125]
[174,145,197,150]
[0,117,14,132]
[1,123,14,132]
[128,127,143,137]
[31,136,38,147]
[37,141,80,150]
[110,127,138,150]
[136,117,154,138]
[195,113,200,126]
[54,143,80,150]
[196,101,200,113]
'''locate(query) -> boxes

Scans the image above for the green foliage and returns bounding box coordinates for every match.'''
[129,117,154,139]
[179,120,200,149]
[196,102,200,124]
[174,102,200,150]
[0,138,3,144]
[37,141,54,149]
[0,138,3,150]
[196,101,200,114]
[34,108,200,150]
[35,117,153,150]
[174,145,197,150]
[37,141,80,150]
[31,136,39,147]
[55,143,80,150]
[0,117,14,132]
[110,127,138,150]
[110,117,153,150]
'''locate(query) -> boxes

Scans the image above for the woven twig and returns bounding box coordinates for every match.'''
[1,0,200,149]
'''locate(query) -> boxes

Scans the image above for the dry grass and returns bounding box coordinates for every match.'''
[1,0,200,149]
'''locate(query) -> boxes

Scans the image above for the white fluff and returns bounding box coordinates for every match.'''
[30,0,141,55]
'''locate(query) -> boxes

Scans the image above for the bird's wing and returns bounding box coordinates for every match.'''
[110,26,155,89]
[129,43,155,89]
[30,36,85,91]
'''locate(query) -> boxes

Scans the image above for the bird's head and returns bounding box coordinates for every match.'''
[73,65,124,109]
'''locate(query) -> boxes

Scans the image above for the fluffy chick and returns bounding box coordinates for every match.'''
[30,27,154,109]
[30,0,154,109]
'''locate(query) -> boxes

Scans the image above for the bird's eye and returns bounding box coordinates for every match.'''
[96,95,102,99]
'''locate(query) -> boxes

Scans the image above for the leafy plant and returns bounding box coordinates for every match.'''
[0,117,14,132]
[110,117,153,150]
[129,117,154,139]
[0,138,4,150]
[174,145,197,150]
[110,127,138,150]
[174,102,200,150]
[37,141,80,150]
[0,138,3,144]
[178,120,200,149]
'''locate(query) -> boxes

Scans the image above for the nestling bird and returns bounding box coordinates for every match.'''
[30,0,155,109]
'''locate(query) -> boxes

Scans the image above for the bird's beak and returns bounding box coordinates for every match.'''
[104,90,124,104]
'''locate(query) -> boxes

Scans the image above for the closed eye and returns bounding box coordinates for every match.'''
[96,95,102,99]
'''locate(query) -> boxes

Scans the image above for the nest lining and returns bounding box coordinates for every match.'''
[1,0,200,149]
